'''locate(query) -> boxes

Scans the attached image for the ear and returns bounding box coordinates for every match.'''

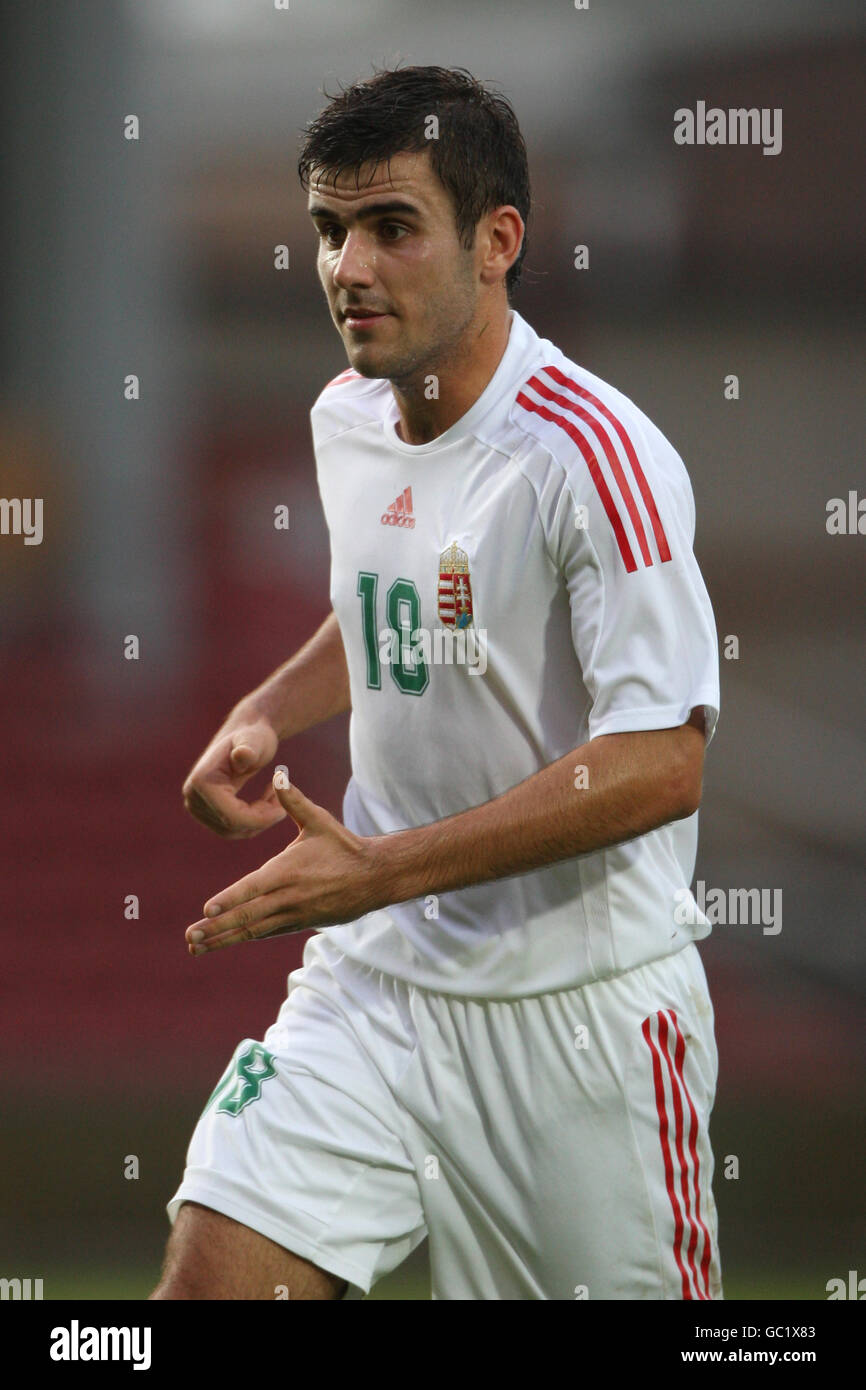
[479,205,524,287]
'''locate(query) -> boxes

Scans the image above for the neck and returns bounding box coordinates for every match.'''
[391,306,512,445]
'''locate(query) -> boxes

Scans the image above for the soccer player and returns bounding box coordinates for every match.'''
[152,66,722,1301]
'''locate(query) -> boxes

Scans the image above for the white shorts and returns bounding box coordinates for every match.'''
[167,932,722,1300]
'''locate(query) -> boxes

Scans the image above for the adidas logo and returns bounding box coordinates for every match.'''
[380,486,415,529]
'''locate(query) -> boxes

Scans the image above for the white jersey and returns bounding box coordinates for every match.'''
[310,309,720,999]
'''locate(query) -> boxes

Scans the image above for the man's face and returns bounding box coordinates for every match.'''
[307,149,481,382]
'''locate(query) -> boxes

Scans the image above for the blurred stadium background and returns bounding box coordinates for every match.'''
[2,0,864,1300]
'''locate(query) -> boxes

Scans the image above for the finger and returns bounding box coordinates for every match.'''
[183,784,233,835]
[188,903,304,955]
[186,732,260,796]
[228,727,273,775]
[190,857,293,935]
[229,744,257,774]
[272,773,326,832]
[184,781,286,839]
[186,890,286,943]
[243,790,288,825]
[254,780,283,813]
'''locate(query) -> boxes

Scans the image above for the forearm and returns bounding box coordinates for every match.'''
[237,610,351,741]
[371,724,703,909]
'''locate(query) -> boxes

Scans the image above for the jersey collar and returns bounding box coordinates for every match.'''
[381,309,537,456]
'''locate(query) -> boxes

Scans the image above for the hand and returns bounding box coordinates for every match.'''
[184,772,384,955]
[182,714,286,839]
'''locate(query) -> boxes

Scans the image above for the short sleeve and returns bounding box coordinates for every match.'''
[545,416,720,747]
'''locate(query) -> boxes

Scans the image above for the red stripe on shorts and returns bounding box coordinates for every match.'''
[667,1009,714,1297]
[642,1013,694,1297]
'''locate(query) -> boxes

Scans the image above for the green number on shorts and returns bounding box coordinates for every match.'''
[205,1042,277,1117]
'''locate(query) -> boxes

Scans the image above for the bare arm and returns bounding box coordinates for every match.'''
[184,709,708,953]
[246,610,351,741]
[369,710,706,909]
[182,611,350,838]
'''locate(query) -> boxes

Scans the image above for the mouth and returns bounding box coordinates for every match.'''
[342,308,391,330]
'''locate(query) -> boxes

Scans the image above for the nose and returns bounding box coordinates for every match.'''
[332,230,376,290]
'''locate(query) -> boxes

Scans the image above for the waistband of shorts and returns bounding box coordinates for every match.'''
[313,935,700,1008]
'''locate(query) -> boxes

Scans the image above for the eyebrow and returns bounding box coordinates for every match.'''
[307,198,423,223]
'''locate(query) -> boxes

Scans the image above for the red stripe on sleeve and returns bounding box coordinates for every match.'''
[544,365,672,563]
[516,390,637,573]
[529,374,653,567]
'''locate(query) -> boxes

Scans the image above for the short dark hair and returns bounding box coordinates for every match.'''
[298,64,530,296]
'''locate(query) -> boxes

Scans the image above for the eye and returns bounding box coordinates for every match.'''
[318,223,343,245]
[380,222,409,241]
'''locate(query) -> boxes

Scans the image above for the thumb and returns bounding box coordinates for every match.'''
[229,729,270,773]
[273,770,321,830]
